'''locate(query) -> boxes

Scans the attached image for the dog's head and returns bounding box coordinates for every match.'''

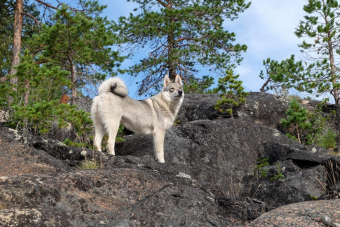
[162,74,184,102]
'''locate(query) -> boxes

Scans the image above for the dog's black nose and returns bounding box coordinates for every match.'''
[178,90,183,95]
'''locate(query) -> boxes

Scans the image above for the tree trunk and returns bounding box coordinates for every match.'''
[328,47,339,105]
[71,64,77,105]
[166,0,177,80]
[24,79,29,105]
[167,32,176,80]
[296,125,301,144]
[323,2,340,105]
[9,0,23,89]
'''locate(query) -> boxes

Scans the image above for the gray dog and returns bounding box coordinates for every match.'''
[91,75,184,163]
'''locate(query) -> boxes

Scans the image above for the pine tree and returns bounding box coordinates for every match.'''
[0,1,123,143]
[118,0,250,94]
[214,70,248,115]
[281,98,337,148]
[0,0,40,79]
[280,98,311,143]
[31,3,123,103]
[260,0,340,105]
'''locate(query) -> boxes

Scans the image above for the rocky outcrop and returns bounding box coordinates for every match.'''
[177,92,289,129]
[1,92,340,226]
[0,168,226,226]
[116,118,295,196]
[0,127,71,177]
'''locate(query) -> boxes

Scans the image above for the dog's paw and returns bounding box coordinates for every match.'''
[156,158,165,163]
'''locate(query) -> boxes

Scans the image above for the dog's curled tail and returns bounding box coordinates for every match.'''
[98,77,128,97]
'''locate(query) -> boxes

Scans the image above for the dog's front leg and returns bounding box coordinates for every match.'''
[153,130,165,163]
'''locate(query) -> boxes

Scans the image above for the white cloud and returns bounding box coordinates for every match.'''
[224,0,307,92]
[101,0,139,21]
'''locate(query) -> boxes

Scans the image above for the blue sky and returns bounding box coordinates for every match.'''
[97,0,308,98]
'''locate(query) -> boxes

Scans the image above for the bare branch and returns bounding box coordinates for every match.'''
[21,12,41,25]
[156,0,168,8]
[32,48,44,57]
[0,77,8,83]
[34,0,58,10]
[260,77,271,92]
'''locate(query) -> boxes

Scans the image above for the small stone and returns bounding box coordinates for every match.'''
[273,132,280,137]
[0,176,9,182]
[176,172,191,179]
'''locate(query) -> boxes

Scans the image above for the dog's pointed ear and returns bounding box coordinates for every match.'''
[163,75,171,87]
[175,74,182,86]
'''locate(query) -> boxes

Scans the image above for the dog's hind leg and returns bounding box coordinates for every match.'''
[105,117,121,155]
[93,121,105,152]
[91,99,105,152]
[153,130,165,163]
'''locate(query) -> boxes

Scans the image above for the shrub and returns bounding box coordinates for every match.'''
[281,98,337,149]
[255,157,269,179]
[214,70,248,115]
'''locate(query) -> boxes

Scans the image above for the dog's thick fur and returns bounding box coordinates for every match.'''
[91,75,184,163]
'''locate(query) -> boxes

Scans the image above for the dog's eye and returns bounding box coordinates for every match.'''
[170,88,175,92]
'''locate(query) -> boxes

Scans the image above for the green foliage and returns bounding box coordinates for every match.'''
[184,76,215,94]
[30,2,124,93]
[214,70,249,115]
[1,48,93,141]
[255,157,269,179]
[9,100,93,140]
[270,164,285,181]
[55,104,93,140]
[309,195,318,200]
[280,98,311,143]
[281,98,337,148]
[317,129,337,149]
[260,56,331,96]
[0,1,124,146]
[118,0,250,94]
[116,124,126,143]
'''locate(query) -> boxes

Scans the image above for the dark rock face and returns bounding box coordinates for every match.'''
[1,92,340,226]
[247,164,328,209]
[116,118,295,196]
[238,92,289,129]
[177,92,289,129]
